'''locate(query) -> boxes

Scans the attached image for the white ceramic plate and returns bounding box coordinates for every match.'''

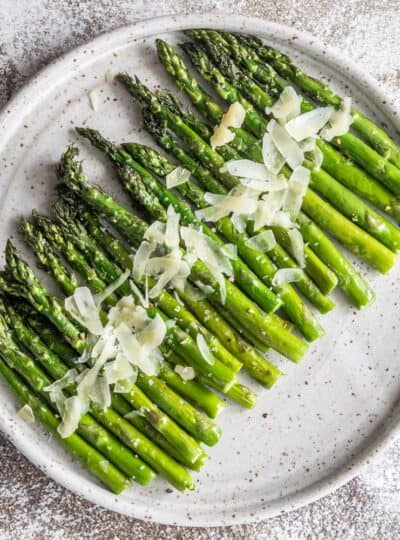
[1,13,400,527]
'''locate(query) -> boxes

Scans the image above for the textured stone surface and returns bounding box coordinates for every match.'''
[1,1,400,538]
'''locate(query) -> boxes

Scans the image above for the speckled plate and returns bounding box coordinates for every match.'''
[0,12,400,527]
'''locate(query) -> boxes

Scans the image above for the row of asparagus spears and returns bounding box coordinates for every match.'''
[1,29,400,494]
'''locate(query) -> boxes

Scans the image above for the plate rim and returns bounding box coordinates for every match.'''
[0,11,400,527]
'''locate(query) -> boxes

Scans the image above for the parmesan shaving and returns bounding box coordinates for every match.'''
[95,269,130,306]
[268,119,304,169]
[288,228,305,268]
[175,364,196,381]
[223,102,246,128]
[114,322,159,376]
[132,241,156,281]
[262,132,286,174]
[203,191,258,216]
[210,125,235,149]
[245,230,276,252]
[210,102,246,148]
[196,334,214,365]
[166,166,191,189]
[65,287,103,336]
[240,176,288,193]
[272,268,304,288]
[320,97,353,140]
[180,226,233,278]
[285,106,334,141]
[57,395,87,438]
[88,88,101,111]
[17,404,35,424]
[144,221,166,244]
[253,190,286,231]
[129,279,149,308]
[105,70,116,84]
[165,205,181,249]
[282,166,310,217]
[266,86,302,122]
[222,159,270,181]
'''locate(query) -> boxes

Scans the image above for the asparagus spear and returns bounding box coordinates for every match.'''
[59,146,307,362]
[182,37,400,255]
[57,194,282,388]
[0,358,128,494]
[22,305,206,472]
[23,219,225,446]
[234,32,400,170]
[1,241,204,467]
[0,301,156,485]
[199,31,400,202]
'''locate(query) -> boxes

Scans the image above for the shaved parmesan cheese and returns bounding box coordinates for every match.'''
[210,125,235,149]
[115,322,159,376]
[253,190,286,231]
[299,137,317,152]
[313,145,324,171]
[245,230,276,252]
[144,221,166,244]
[165,205,180,249]
[57,395,87,438]
[262,132,286,174]
[288,228,305,268]
[129,279,149,308]
[88,88,101,111]
[210,102,246,148]
[175,364,196,381]
[221,243,237,260]
[272,268,303,288]
[136,313,166,351]
[166,167,191,189]
[222,159,270,181]
[105,70,116,84]
[196,334,214,365]
[266,86,302,122]
[285,106,334,141]
[180,226,233,277]
[240,176,288,193]
[223,102,246,128]
[146,250,184,298]
[203,191,258,216]
[65,287,103,336]
[132,241,156,281]
[95,269,130,306]
[268,119,304,169]
[208,265,227,305]
[283,166,310,217]
[231,213,247,233]
[192,280,214,297]
[320,97,353,140]
[103,352,136,386]
[195,205,230,222]
[17,404,35,424]
[300,138,324,171]
[272,210,296,229]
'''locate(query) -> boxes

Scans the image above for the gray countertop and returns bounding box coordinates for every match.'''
[1,1,400,538]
